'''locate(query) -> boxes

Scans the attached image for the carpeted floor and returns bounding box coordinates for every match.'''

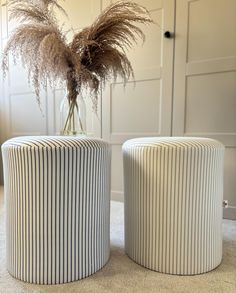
[0,186,235,293]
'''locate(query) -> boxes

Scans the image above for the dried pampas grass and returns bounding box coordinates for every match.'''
[2,0,153,109]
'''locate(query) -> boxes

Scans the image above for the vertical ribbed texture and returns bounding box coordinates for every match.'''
[123,137,224,275]
[1,136,111,284]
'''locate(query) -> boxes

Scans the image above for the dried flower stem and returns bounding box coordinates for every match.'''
[62,99,84,135]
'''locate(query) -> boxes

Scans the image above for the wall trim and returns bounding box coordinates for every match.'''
[223,207,236,220]
[111,190,124,202]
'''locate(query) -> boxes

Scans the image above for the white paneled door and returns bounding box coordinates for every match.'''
[102,0,175,201]
[173,0,236,219]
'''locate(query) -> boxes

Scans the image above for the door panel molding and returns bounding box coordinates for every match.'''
[173,0,236,219]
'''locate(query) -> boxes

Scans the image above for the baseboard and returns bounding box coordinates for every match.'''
[0,185,3,197]
[223,207,236,220]
[111,190,124,202]
[0,155,3,185]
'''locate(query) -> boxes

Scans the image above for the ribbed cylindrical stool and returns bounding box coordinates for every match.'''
[123,137,224,275]
[1,136,111,284]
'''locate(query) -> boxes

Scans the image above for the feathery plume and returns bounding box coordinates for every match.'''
[2,0,153,113]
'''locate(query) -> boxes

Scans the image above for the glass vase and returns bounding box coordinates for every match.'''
[60,92,86,136]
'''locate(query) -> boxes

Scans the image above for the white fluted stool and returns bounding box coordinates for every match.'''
[2,136,111,284]
[123,137,224,275]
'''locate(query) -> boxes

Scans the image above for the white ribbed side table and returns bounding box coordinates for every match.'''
[122,137,225,275]
[1,136,111,284]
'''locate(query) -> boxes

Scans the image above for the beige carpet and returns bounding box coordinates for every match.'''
[0,186,235,293]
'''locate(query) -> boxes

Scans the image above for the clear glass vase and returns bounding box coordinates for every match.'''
[60,92,86,136]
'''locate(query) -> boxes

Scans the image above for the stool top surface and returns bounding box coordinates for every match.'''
[123,137,224,149]
[2,136,109,150]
